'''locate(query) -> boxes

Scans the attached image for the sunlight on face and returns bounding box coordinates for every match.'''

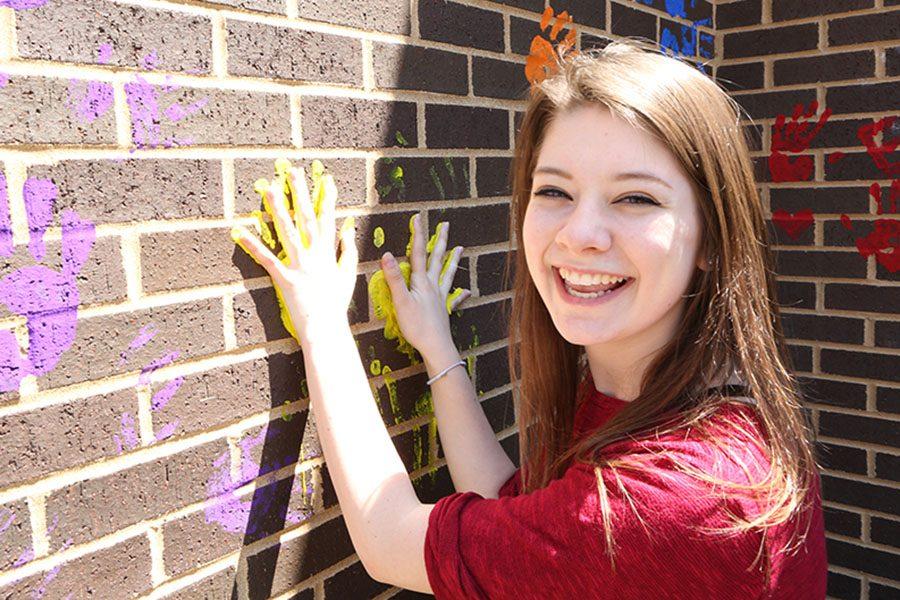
[522,103,706,353]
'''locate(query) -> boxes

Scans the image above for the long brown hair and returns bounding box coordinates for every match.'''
[503,38,821,575]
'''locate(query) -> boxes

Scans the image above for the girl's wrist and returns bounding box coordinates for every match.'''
[299,313,352,350]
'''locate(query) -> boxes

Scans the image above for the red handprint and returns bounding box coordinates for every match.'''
[857,115,899,178]
[840,179,899,273]
[769,101,832,182]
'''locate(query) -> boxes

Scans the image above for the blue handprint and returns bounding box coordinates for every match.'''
[0,174,96,392]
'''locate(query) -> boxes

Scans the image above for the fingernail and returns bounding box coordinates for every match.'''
[383,252,396,266]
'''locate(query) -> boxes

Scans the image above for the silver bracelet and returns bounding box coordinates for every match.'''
[426,359,467,385]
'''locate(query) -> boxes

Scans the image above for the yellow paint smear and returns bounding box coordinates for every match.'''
[368,215,466,362]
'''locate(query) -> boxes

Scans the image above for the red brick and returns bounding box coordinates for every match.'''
[0,534,151,598]
[373,43,468,96]
[0,76,116,145]
[209,0,283,12]
[425,104,510,149]
[0,235,126,318]
[0,498,31,571]
[227,21,362,86]
[46,440,226,546]
[0,390,135,489]
[418,0,504,52]
[233,158,367,215]
[166,566,237,599]
[151,351,305,440]
[41,299,224,389]
[17,0,211,73]
[297,0,411,35]
[32,159,224,224]
[301,97,417,149]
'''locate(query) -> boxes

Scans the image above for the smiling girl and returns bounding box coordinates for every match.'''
[232,38,827,598]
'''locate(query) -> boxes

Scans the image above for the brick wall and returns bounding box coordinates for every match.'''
[0,0,895,599]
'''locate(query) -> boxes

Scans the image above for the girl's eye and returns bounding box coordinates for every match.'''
[533,188,658,206]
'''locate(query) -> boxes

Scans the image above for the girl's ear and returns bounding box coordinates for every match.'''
[696,253,710,271]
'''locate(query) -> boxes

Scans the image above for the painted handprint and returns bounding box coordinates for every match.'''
[769,100,832,183]
[525,6,578,87]
[840,179,899,273]
[0,176,96,392]
[858,115,899,178]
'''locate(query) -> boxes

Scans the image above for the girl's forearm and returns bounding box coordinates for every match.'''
[301,318,419,568]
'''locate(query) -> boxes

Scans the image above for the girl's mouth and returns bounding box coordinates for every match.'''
[553,268,634,306]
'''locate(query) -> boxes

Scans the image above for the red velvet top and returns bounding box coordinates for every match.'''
[424,372,827,599]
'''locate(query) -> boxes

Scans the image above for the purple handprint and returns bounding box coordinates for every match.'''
[0,176,96,392]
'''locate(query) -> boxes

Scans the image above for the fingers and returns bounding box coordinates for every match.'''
[427,221,449,282]
[448,289,471,312]
[289,167,316,249]
[381,251,411,307]
[337,215,358,281]
[408,212,427,282]
[439,246,464,295]
[263,176,303,267]
[231,225,288,284]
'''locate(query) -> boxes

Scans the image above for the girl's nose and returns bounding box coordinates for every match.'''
[554,206,613,254]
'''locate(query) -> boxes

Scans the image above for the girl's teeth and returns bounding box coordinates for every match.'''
[564,282,617,298]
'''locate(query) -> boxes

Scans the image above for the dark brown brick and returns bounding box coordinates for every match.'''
[17,0,211,73]
[0,235,125,317]
[825,150,900,180]
[501,429,520,465]
[776,249,867,278]
[427,204,510,248]
[0,499,31,571]
[480,390,515,435]
[773,0,873,21]
[807,117,878,149]
[475,346,509,393]
[472,56,530,101]
[551,0,607,27]
[375,156,470,203]
[871,582,900,599]
[817,441,867,475]
[373,43,468,95]
[774,51,875,86]
[770,186,871,215]
[125,85,291,147]
[448,299,508,351]
[875,320,900,349]
[731,88,817,121]
[787,343,813,372]
[871,516,900,549]
[820,412,900,449]
[426,105,509,149]
[491,0,543,10]
[151,352,305,440]
[826,81,899,115]
[888,47,900,76]
[777,280,815,310]
[821,348,899,383]
[233,157,367,215]
[829,10,900,47]
[418,0,504,53]
[164,466,320,575]
[41,299,224,389]
[0,390,134,489]
[510,16,539,56]
[609,1,656,40]
[876,452,900,481]
[715,61,765,92]
[411,463,454,503]
[723,24,819,58]
[825,217,887,249]
[477,249,515,296]
[166,566,238,600]
[297,0,411,35]
[0,535,151,598]
[823,505,862,537]
[767,216,814,246]
[797,375,868,410]
[716,0,762,29]
[141,227,266,293]
[781,312,864,344]
[208,0,283,12]
[324,560,390,599]
[245,515,355,599]
[301,97,418,149]
[227,21,362,86]
[636,0,710,22]
[826,282,900,313]
[476,157,513,198]
[827,537,900,581]
[827,570,861,600]
[393,423,432,473]
[47,440,225,545]
[0,76,116,145]
[33,159,223,224]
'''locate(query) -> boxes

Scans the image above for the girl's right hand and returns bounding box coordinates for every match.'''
[380,212,471,358]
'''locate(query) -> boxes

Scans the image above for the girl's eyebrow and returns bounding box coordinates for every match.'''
[533,166,674,191]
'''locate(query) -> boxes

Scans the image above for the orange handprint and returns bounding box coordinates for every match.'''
[525,6,578,87]
[769,101,832,182]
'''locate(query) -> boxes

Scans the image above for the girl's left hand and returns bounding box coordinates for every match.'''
[231,166,358,346]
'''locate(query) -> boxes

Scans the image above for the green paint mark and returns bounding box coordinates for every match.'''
[280,399,294,422]
[429,165,445,200]
[373,226,385,248]
[390,165,404,185]
[369,359,382,376]
[395,131,409,146]
[383,157,395,164]
[371,380,387,421]
[462,164,470,193]
[443,157,457,187]
[300,378,309,399]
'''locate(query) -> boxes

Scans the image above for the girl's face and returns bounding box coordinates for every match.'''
[522,103,707,353]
